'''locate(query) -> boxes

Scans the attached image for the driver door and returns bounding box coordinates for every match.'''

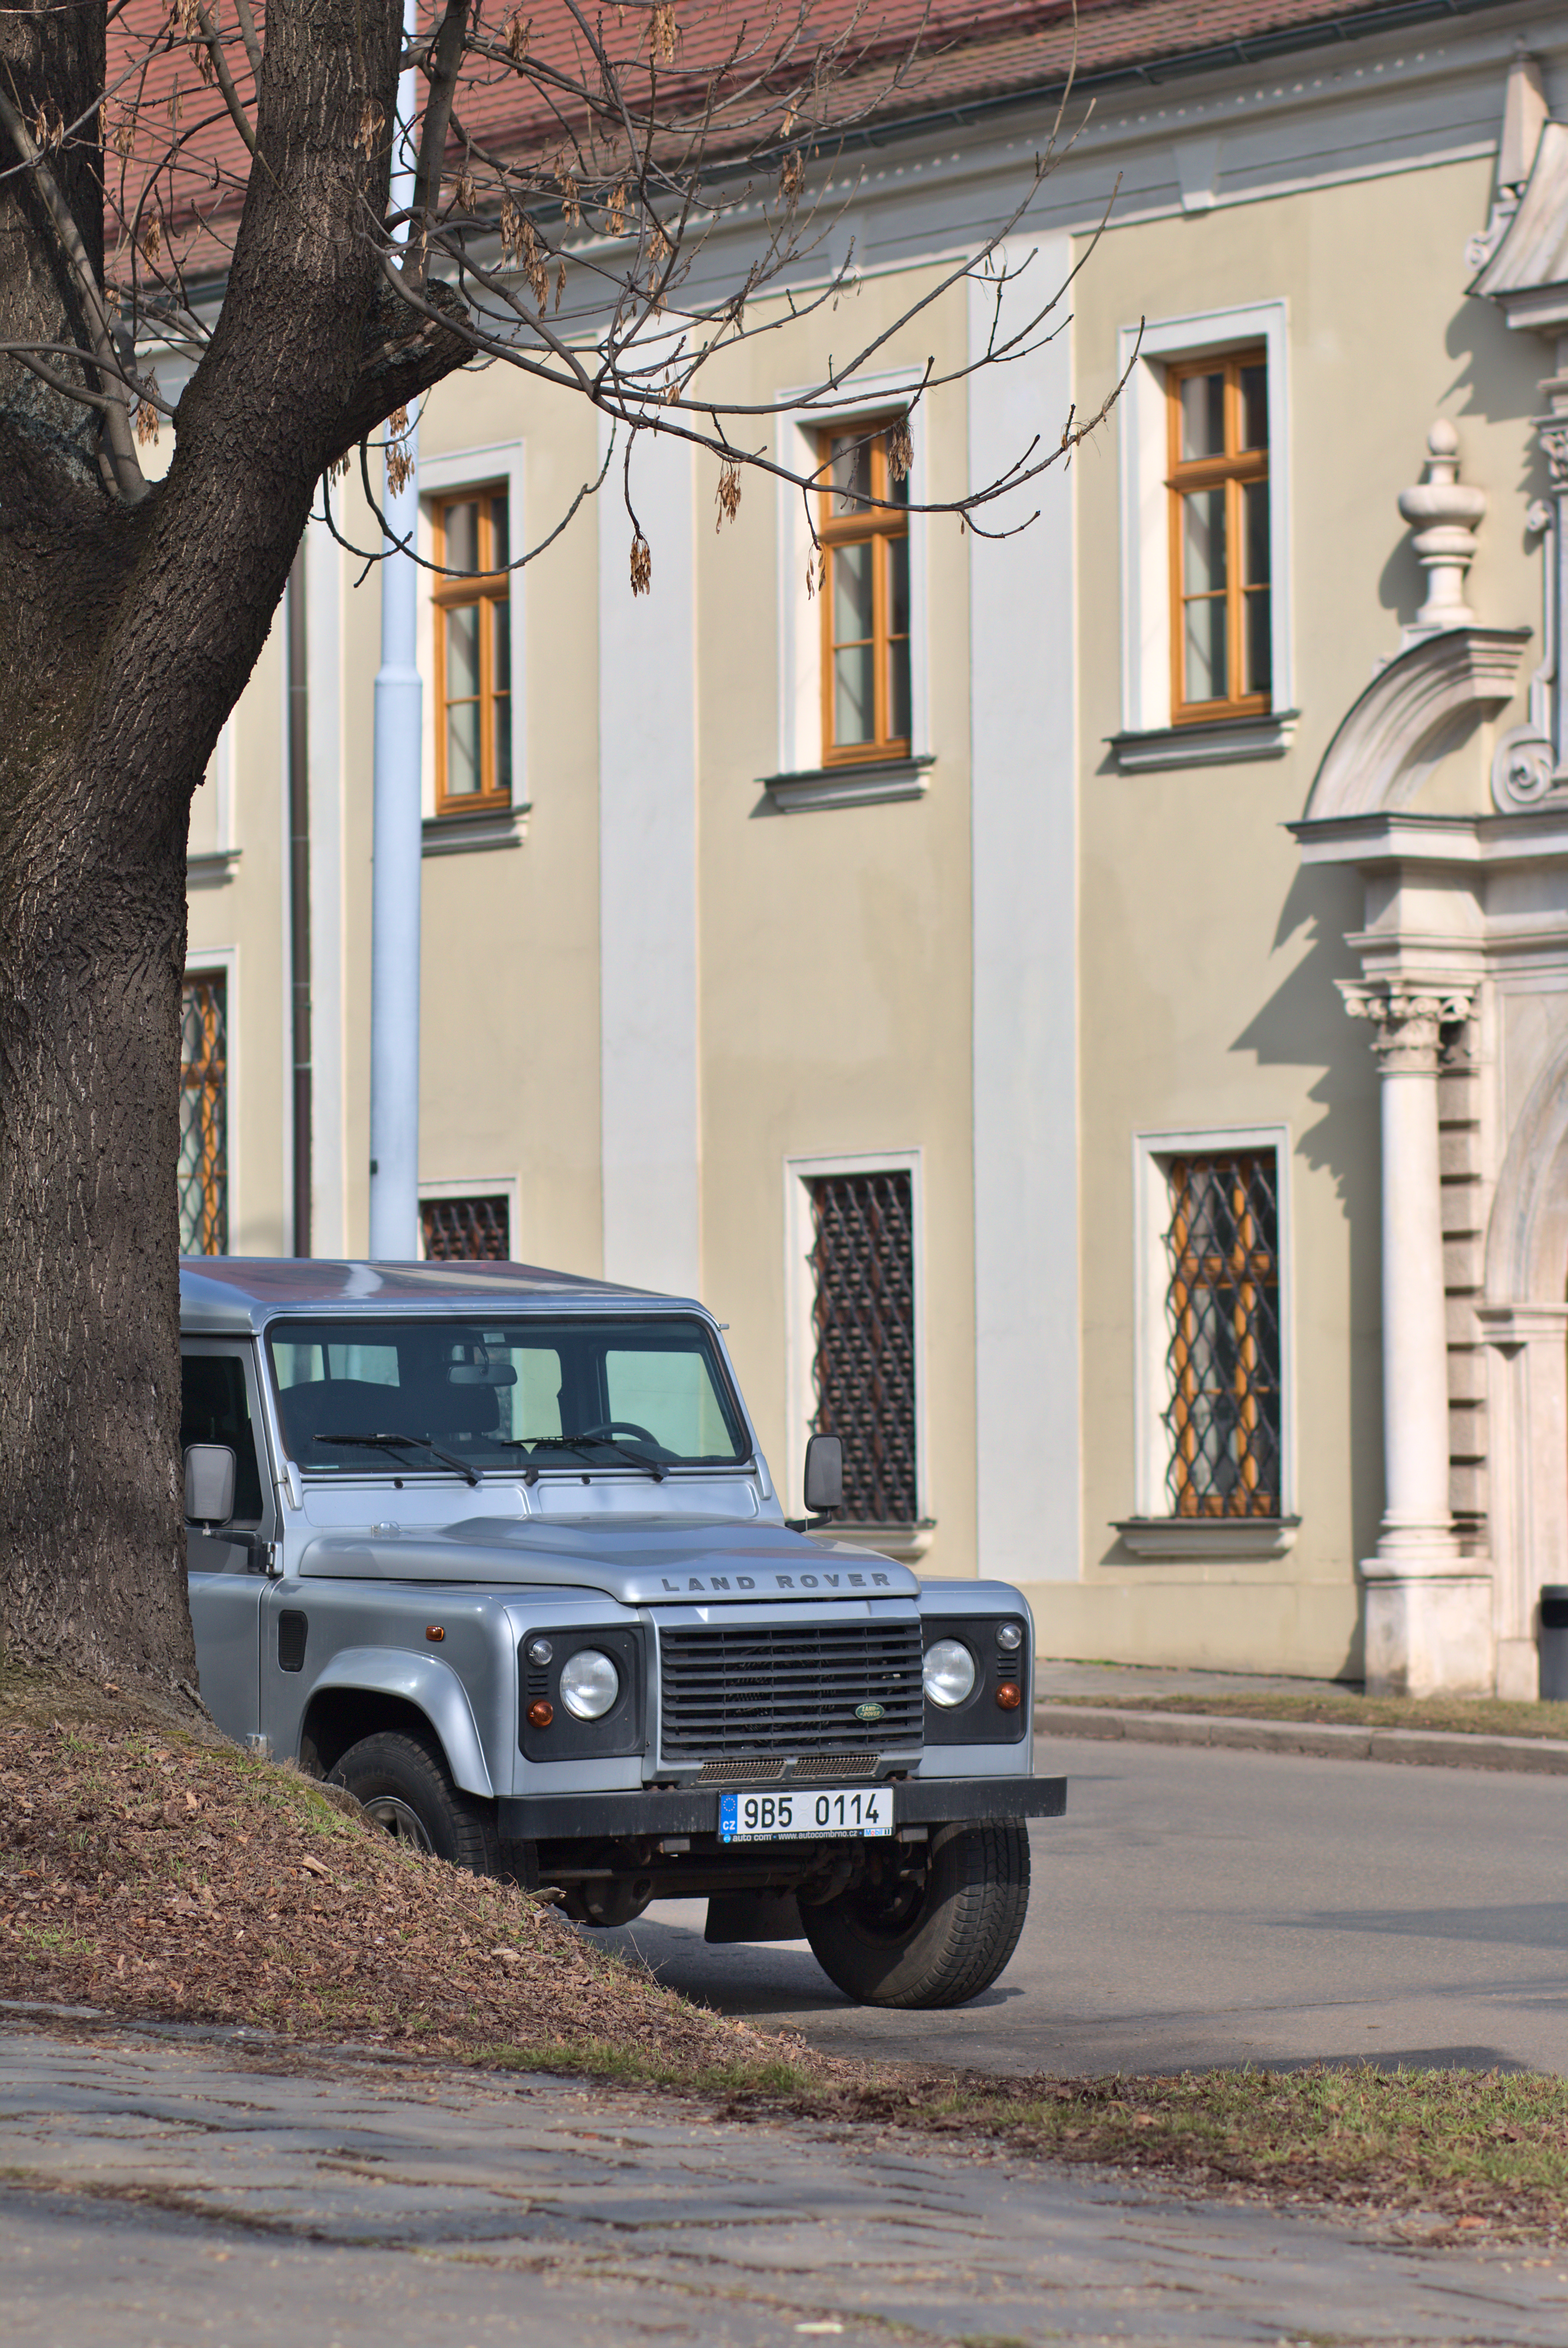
[182,1338,276,1742]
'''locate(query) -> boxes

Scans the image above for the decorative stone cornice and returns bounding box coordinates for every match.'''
[1337,980,1478,1073]
[1469,116,1568,337]
[1302,629,1530,822]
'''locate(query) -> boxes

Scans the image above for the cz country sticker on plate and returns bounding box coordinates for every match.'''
[718,1786,893,1842]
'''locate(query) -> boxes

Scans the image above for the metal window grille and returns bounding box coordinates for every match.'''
[1163,1152,1281,1517]
[178,975,229,1256]
[420,1195,510,1262]
[807,1171,917,1523]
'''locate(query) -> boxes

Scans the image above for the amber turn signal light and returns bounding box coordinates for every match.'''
[527,1699,555,1729]
[995,1681,1022,1711]
[425,1625,444,1643]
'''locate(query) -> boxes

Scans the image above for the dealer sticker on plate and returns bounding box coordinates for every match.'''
[719,1786,893,1843]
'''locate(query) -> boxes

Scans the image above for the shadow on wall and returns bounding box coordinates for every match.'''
[1229,860,1384,1661]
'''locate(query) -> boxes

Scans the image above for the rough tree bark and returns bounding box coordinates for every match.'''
[0,0,467,1692]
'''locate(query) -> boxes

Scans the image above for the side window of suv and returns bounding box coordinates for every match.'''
[179,1351,266,1523]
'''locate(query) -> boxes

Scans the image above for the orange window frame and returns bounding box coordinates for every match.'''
[816,419,911,766]
[1166,350,1270,725]
[432,487,511,815]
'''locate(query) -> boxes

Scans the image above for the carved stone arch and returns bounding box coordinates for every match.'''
[1301,627,1529,820]
[1485,1041,1568,1306]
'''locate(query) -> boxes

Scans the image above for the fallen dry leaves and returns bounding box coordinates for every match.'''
[0,1702,767,2072]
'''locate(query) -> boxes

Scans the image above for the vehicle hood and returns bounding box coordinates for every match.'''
[294,1515,921,1603]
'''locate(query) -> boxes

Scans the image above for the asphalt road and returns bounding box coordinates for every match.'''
[596,1735,1568,2075]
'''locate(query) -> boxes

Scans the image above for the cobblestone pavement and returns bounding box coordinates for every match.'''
[3,2025,1566,2347]
[1034,1662,1354,1702]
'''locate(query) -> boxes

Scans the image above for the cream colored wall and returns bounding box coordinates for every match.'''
[311,377,607,1268]
[186,630,288,1256]
[686,268,980,1567]
[1063,154,1543,1677]
[182,119,1550,1672]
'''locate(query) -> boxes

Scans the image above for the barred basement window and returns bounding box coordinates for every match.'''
[806,1170,917,1523]
[420,1194,510,1261]
[1163,1151,1280,1518]
[179,974,228,1256]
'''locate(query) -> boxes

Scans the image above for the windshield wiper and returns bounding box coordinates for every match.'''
[500,1434,666,1484]
[319,1432,482,1488]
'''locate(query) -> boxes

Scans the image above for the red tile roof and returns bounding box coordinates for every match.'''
[108,0,1510,294]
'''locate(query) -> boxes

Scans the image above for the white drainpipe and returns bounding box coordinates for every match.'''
[368,0,423,1262]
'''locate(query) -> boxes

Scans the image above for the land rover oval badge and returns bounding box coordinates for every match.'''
[854,1701,886,1723]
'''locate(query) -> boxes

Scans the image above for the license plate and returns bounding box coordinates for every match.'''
[718,1786,893,1843]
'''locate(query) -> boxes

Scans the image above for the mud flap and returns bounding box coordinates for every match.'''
[705,1888,805,1943]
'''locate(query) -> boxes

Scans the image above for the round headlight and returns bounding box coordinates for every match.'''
[996,1621,1023,1653]
[923,1638,976,1708]
[559,1648,620,1721]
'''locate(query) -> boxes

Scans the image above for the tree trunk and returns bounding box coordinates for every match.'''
[0,0,467,1692]
[0,521,198,1687]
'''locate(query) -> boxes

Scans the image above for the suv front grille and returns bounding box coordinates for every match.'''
[659,1620,923,1760]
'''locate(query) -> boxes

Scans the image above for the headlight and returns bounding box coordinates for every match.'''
[923,1638,976,1708]
[559,1647,620,1720]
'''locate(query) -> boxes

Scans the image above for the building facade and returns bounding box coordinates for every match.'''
[182,0,1568,1694]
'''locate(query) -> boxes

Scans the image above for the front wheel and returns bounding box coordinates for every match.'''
[800,1822,1030,2008]
[329,1731,501,1875]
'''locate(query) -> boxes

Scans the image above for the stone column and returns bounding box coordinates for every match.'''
[1339,981,1493,1695]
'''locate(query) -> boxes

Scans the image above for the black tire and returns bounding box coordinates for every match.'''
[800,1822,1030,2008]
[329,1731,501,1875]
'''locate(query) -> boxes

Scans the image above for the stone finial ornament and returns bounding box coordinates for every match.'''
[1397,420,1487,640]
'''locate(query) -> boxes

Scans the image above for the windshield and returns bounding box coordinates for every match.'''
[265,1315,751,1475]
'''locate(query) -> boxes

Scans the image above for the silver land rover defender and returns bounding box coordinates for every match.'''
[179,1258,1063,2009]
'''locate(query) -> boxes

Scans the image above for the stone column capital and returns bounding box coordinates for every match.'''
[1336,980,1477,1073]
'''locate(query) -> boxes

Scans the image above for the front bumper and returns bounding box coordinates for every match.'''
[498,1773,1065,1841]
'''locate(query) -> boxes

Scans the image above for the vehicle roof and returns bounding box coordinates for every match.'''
[179,1258,690,1336]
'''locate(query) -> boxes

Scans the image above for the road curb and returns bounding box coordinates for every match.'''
[1034,1703,1568,1774]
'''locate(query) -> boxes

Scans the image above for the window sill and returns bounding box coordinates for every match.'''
[760,756,934,813]
[1108,712,1300,772]
[188,848,242,889]
[422,803,531,857]
[1113,1515,1301,1561]
[805,1519,937,1564]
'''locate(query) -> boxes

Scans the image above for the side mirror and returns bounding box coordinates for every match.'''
[802,1432,843,1517]
[184,1443,237,1529]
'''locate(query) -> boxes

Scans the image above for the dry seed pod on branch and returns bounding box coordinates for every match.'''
[714,462,741,531]
[630,533,651,595]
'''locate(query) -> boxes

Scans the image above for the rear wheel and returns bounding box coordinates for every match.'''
[800,1822,1030,2008]
[329,1731,501,1875]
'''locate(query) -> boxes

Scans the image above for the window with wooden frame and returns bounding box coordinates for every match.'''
[1162,1150,1280,1519]
[1166,350,1269,723]
[433,487,511,814]
[817,418,911,764]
